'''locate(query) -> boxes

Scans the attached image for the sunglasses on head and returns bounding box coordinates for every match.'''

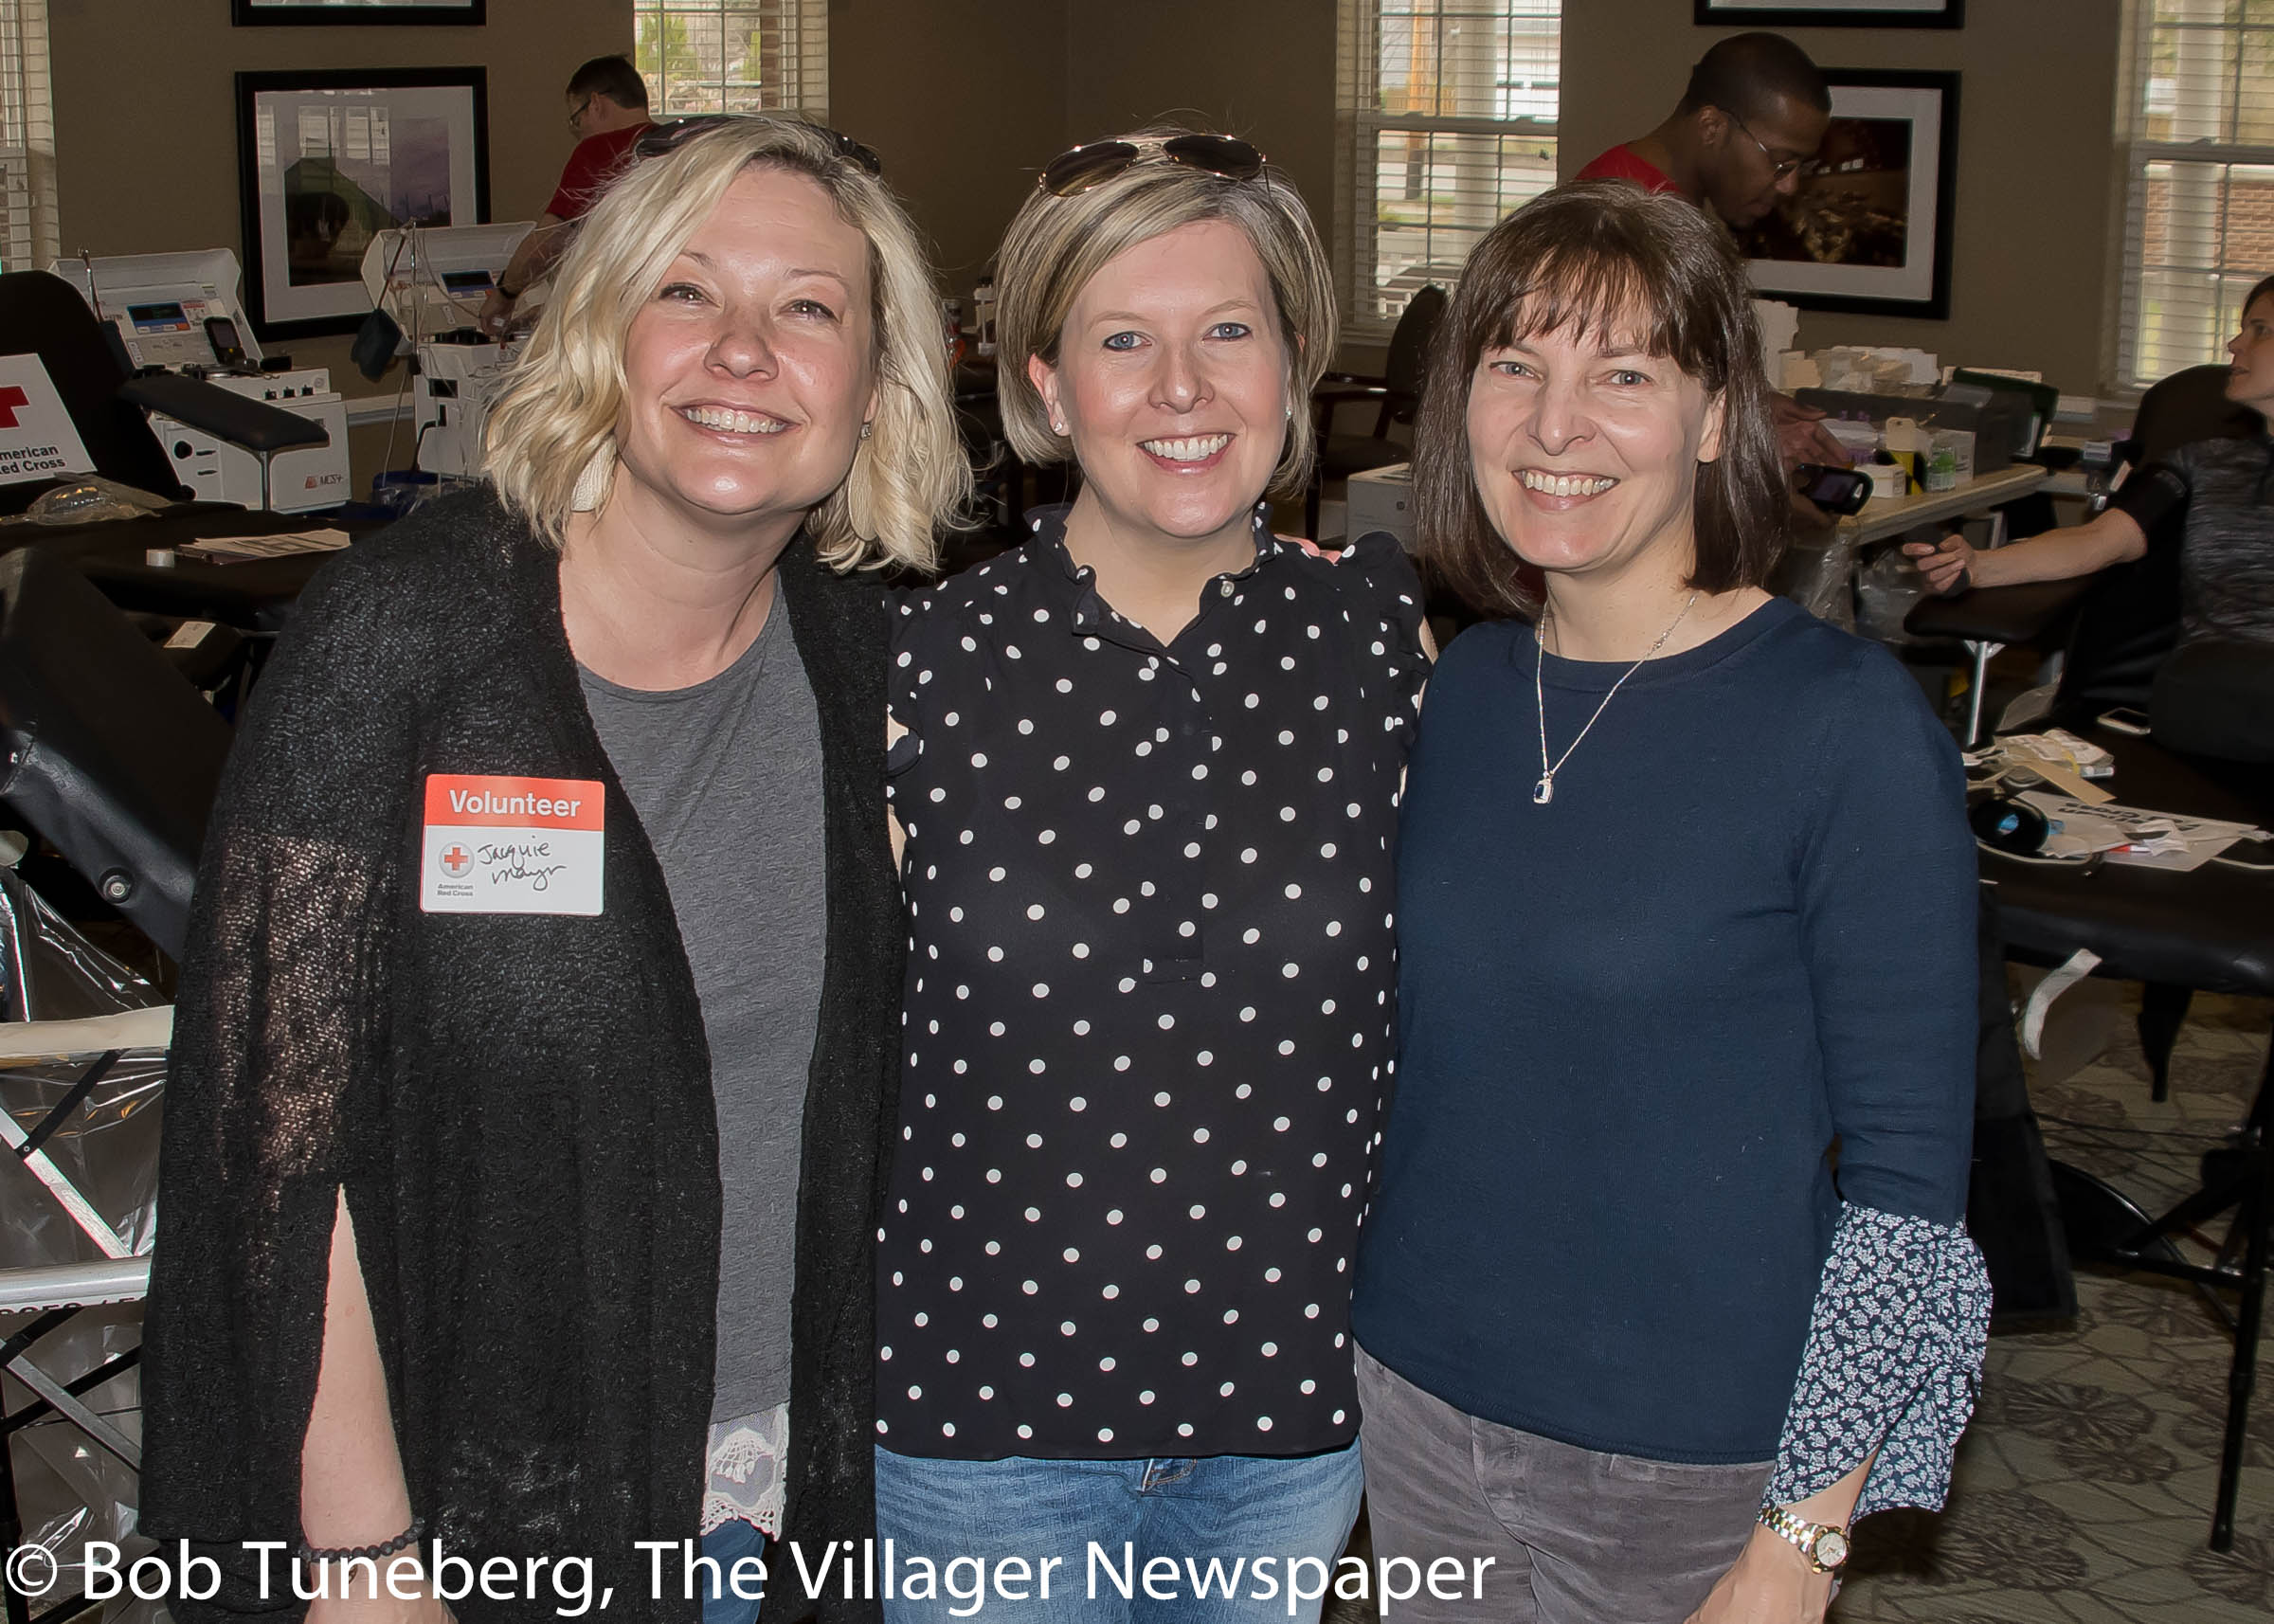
[631,115,884,177]
[1038,134,1266,196]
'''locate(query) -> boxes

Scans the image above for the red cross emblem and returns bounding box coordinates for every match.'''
[0,387,30,430]
[440,843,472,877]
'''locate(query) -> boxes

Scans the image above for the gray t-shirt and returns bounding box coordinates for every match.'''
[2122,435,2274,645]
[579,593,825,1422]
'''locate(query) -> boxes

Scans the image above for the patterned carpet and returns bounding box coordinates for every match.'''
[1834,987,2274,1623]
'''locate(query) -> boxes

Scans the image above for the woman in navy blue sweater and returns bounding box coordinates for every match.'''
[1349,183,1989,1624]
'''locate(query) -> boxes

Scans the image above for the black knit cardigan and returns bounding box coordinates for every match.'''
[139,490,902,1624]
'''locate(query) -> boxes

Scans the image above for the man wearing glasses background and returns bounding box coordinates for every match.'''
[1575,31,1849,488]
[1576,31,1829,228]
[479,55,656,336]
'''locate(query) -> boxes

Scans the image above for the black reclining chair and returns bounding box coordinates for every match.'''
[2050,364,2263,717]
[0,271,330,515]
[1305,284,1446,540]
[0,546,231,960]
[0,271,352,634]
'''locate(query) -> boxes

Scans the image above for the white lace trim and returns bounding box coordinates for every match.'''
[700,1402,789,1538]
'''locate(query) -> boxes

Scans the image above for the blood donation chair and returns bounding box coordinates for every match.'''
[0,545,230,962]
[0,271,328,518]
[0,271,361,639]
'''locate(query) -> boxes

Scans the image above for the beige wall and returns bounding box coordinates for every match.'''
[1561,0,2124,395]
[1063,0,1341,260]
[45,0,2131,494]
[53,0,634,417]
[831,0,1068,286]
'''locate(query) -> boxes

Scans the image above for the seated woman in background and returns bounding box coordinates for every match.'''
[140,117,967,1624]
[873,129,1430,1623]
[1349,181,1989,1624]
[1910,272,2274,649]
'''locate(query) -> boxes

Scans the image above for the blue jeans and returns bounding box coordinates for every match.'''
[698,1518,768,1624]
[873,1443,1364,1624]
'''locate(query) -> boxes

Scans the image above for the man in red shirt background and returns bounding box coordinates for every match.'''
[478,55,655,335]
[1577,32,1850,478]
[1576,32,1830,230]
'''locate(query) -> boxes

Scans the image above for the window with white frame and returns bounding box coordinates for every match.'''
[2114,0,2274,388]
[634,0,828,121]
[0,0,56,274]
[1336,0,1560,339]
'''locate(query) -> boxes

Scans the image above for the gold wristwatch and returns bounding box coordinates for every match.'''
[1758,1504,1851,1573]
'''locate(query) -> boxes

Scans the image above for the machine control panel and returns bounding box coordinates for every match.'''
[118,297,234,370]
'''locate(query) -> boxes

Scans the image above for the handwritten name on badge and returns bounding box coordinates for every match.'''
[421,774,605,916]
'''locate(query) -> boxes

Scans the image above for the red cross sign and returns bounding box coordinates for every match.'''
[0,387,30,430]
[441,843,472,877]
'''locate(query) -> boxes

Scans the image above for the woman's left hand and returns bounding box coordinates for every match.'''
[1684,1525,1835,1624]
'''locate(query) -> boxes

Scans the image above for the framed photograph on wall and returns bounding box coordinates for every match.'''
[1694,2,1961,26]
[1727,69,1958,320]
[236,67,489,340]
[233,1,488,23]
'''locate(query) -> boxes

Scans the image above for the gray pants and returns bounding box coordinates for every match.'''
[1354,1346,1773,1624]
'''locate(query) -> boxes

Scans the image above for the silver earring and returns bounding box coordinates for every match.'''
[860,421,874,441]
[570,444,611,513]
[1052,418,1068,436]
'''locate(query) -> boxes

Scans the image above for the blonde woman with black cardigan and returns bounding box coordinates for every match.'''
[140,117,967,1624]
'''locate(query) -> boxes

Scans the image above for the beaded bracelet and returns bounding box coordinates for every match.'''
[297,1515,425,1566]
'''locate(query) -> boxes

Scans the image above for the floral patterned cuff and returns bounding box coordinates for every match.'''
[1764,1203,1991,1520]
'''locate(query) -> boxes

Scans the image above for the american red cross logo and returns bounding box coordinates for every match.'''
[0,387,30,430]
[440,843,472,877]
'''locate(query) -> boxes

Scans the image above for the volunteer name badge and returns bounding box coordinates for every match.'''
[422,775,605,915]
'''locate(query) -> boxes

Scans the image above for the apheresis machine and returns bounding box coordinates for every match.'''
[51,249,352,514]
[359,222,534,479]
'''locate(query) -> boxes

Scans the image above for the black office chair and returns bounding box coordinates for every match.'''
[0,271,330,516]
[0,545,232,960]
[2051,364,2264,717]
[1305,284,1446,539]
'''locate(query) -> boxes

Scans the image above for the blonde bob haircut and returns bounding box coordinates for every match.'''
[994,127,1338,500]
[483,116,967,572]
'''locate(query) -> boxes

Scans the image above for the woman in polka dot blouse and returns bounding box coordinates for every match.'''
[873,130,1431,1621]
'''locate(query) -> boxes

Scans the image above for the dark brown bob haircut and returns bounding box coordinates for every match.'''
[1414,179,1788,620]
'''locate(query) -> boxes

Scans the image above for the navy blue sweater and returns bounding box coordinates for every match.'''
[1351,598,1977,1465]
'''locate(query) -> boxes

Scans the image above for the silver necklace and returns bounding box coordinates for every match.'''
[1532,590,1699,805]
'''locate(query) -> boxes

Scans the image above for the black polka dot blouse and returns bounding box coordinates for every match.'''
[877,509,1429,1461]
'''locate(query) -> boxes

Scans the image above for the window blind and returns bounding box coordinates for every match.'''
[2115,0,2274,388]
[0,0,55,275]
[1336,0,1560,339]
[635,0,828,122]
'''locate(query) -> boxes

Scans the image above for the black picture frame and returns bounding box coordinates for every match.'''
[1694,1,1962,26]
[236,67,490,341]
[233,0,487,23]
[1729,68,1959,320]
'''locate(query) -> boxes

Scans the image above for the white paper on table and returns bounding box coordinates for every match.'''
[2019,791,2265,870]
[179,528,352,562]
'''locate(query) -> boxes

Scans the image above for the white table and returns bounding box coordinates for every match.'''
[1841,463,2052,743]
[1840,461,2049,547]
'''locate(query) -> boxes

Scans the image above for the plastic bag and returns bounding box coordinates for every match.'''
[1772,529,1861,631]
[1854,541,1932,645]
[0,867,160,1023]
[0,478,172,528]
